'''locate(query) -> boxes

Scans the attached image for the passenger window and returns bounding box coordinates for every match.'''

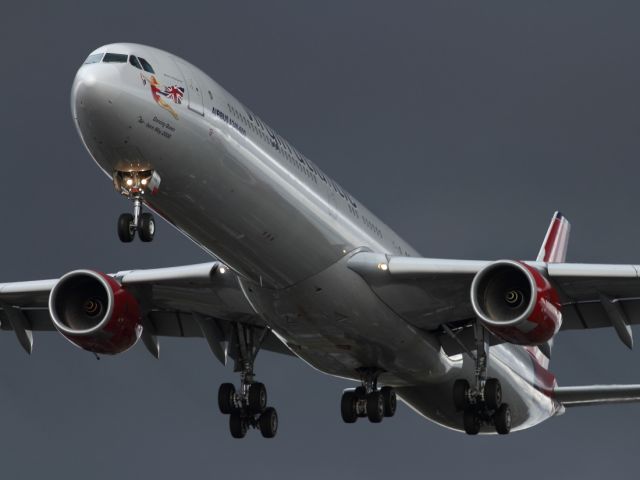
[83,53,103,64]
[103,53,128,63]
[129,56,142,70]
[138,57,155,73]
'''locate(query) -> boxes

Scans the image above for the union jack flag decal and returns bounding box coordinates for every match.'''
[164,85,184,104]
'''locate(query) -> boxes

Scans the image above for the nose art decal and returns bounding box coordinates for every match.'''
[140,74,184,120]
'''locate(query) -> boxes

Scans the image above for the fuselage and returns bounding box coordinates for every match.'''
[71,43,560,433]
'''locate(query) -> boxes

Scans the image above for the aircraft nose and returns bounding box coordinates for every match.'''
[71,61,123,123]
[70,58,152,173]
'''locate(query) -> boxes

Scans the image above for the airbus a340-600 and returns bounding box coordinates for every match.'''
[4,43,640,439]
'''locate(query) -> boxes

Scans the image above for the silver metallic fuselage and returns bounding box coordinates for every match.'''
[71,43,559,433]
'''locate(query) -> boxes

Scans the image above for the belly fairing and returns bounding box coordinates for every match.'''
[239,251,456,385]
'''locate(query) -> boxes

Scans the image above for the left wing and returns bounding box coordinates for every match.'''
[347,212,640,407]
[347,253,640,344]
[348,253,640,331]
[347,213,640,344]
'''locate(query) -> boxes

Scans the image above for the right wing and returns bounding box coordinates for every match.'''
[0,262,291,359]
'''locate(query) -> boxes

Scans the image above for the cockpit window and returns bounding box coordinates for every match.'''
[103,53,128,63]
[83,53,103,64]
[129,55,142,70]
[138,57,155,74]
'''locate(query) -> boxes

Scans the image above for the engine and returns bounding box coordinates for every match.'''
[48,270,142,354]
[470,260,561,345]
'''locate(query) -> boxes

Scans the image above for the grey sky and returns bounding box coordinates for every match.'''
[1,1,640,478]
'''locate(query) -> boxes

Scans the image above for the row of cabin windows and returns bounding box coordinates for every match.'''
[228,104,269,144]
[83,52,155,74]
[227,104,301,166]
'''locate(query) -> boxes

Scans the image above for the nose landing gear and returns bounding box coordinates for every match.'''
[114,170,159,243]
[117,198,155,243]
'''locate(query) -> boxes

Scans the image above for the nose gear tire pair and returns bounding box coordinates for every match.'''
[118,212,155,242]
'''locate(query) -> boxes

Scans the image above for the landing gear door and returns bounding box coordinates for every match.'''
[175,60,204,116]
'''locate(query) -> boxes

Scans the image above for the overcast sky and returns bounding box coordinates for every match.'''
[2,1,640,478]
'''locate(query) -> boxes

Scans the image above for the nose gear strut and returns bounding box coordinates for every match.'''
[114,170,158,243]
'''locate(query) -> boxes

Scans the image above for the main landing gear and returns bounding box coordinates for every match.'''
[341,369,397,424]
[114,170,157,243]
[452,323,512,435]
[217,324,278,439]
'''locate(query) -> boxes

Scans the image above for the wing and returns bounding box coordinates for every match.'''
[0,262,291,360]
[348,253,640,345]
[347,213,640,351]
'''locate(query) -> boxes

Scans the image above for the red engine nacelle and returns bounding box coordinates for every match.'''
[48,270,142,354]
[470,260,561,345]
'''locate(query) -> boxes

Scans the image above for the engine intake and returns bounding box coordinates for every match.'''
[470,260,561,345]
[49,270,142,354]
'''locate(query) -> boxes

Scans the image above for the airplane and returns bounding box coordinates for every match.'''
[2,42,640,440]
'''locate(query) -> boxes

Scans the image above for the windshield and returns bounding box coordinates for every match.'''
[83,53,103,64]
[102,53,128,63]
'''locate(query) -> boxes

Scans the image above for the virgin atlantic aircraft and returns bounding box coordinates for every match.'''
[3,43,639,439]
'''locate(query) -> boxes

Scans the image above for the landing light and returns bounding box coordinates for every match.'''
[126,178,133,186]
[377,263,389,272]
[141,178,147,186]
[219,266,227,274]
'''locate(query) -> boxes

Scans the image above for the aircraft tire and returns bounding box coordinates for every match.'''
[484,378,502,411]
[494,403,512,435]
[118,213,135,242]
[453,379,470,411]
[218,383,236,414]
[340,390,358,423]
[381,386,397,417]
[354,387,367,417]
[259,407,278,438]
[229,413,247,439]
[367,391,384,423]
[248,382,267,413]
[463,409,481,435]
[139,213,155,242]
